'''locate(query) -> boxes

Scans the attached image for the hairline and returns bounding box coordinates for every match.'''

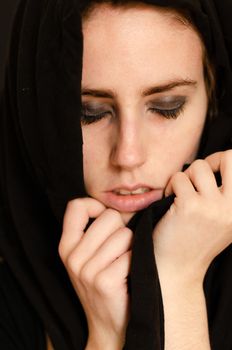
[81,1,216,119]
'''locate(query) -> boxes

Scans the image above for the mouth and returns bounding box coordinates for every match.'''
[113,187,151,195]
[102,185,163,212]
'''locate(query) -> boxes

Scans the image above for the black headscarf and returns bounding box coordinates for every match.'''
[1,0,232,349]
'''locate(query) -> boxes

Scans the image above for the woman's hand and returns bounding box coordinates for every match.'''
[59,198,133,350]
[153,150,232,285]
[152,151,232,350]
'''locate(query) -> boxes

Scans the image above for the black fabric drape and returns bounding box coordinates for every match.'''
[1,0,232,349]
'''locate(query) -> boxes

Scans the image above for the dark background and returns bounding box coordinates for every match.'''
[0,0,19,92]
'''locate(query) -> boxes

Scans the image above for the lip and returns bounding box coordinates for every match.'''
[102,185,163,212]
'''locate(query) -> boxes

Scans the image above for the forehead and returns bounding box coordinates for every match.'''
[82,4,203,87]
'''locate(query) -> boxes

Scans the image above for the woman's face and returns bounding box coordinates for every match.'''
[81,4,208,215]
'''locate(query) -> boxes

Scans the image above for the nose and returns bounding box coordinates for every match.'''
[110,118,146,170]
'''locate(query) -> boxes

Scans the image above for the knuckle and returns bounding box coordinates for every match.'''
[94,272,114,295]
[66,253,81,275]
[191,158,206,170]
[58,239,65,261]
[79,265,94,285]
[117,227,133,247]
[172,171,185,182]
[106,208,123,224]
[224,149,232,162]
[106,207,120,217]
[194,158,205,165]
[118,226,133,237]
[66,198,86,213]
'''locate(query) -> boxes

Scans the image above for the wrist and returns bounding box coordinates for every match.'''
[158,274,210,350]
[86,330,124,350]
[86,339,122,350]
[155,255,206,289]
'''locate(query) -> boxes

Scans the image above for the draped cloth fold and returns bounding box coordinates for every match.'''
[1,0,232,349]
[124,196,174,350]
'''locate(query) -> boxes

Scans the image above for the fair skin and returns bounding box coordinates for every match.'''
[58,4,232,350]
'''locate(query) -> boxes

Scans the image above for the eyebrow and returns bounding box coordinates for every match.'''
[81,79,197,98]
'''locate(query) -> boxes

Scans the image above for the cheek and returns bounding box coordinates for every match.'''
[82,127,108,162]
[82,132,96,184]
[171,92,208,163]
[155,112,207,175]
[82,127,109,191]
[167,118,206,165]
[149,127,204,188]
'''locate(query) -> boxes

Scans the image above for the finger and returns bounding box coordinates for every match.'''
[120,212,135,226]
[165,171,195,198]
[205,151,232,194]
[81,227,133,279]
[95,251,132,293]
[59,198,106,261]
[70,208,125,263]
[184,159,218,196]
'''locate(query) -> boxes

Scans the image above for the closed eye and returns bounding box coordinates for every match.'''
[148,104,185,119]
[81,96,187,124]
[147,96,187,119]
[81,111,110,125]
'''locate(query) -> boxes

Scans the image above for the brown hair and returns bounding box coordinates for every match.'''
[80,0,217,119]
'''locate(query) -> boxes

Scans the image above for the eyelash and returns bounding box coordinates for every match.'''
[81,104,185,125]
[148,105,185,119]
[81,112,110,125]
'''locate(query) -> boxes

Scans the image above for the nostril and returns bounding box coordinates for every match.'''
[110,138,145,169]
